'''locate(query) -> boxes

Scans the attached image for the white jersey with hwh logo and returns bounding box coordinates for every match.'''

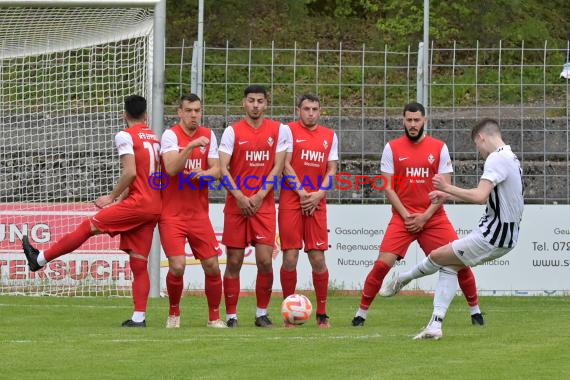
[477,145,524,248]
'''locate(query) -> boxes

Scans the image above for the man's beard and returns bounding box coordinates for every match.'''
[405,125,424,142]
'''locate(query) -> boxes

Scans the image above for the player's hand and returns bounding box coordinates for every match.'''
[432,174,449,191]
[404,213,427,233]
[236,194,255,216]
[94,194,114,209]
[250,193,264,214]
[429,190,449,204]
[300,190,324,214]
[190,136,210,148]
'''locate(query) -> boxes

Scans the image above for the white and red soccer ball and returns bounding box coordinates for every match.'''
[281,294,313,325]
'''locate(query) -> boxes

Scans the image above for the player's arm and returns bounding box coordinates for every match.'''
[95,131,137,209]
[95,154,136,208]
[251,150,286,207]
[162,136,209,177]
[432,174,494,204]
[383,171,410,219]
[250,124,290,212]
[194,131,221,180]
[219,151,254,215]
[405,173,449,233]
[283,152,306,197]
[300,133,339,215]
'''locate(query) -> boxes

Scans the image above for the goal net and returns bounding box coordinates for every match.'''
[0,3,156,296]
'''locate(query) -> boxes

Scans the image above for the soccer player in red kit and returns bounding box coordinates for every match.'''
[159,93,226,329]
[218,85,291,328]
[279,94,338,328]
[351,102,484,327]
[22,95,161,327]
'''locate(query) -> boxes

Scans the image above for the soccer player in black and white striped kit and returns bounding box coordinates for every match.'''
[381,118,524,340]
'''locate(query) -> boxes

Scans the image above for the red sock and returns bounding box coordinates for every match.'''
[44,220,93,261]
[255,271,273,309]
[223,276,240,315]
[166,271,184,316]
[205,273,222,321]
[458,267,479,307]
[280,267,297,299]
[129,256,150,312]
[312,270,329,315]
[359,260,391,310]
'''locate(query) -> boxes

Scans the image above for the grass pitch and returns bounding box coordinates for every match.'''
[1,295,568,379]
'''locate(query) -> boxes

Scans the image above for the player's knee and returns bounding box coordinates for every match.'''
[281,254,298,271]
[202,259,221,276]
[169,264,185,277]
[256,260,273,273]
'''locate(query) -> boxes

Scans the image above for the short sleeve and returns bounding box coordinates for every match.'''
[208,130,219,159]
[115,131,134,156]
[328,132,339,161]
[160,129,179,155]
[481,152,508,185]
[278,124,292,153]
[380,143,394,174]
[218,126,235,155]
[437,144,454,174]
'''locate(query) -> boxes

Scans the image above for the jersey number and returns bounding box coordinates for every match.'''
[143,142,161,174]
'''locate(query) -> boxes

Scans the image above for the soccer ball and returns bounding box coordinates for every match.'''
[281,294,313,325]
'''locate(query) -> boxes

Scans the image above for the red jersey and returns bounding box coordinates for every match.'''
[115,123,161,214]
[160,124,214,218]
[279,121,337,210]
[381,135,452,215]
[220,118,281,215]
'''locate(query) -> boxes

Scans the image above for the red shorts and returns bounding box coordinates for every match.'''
[91,202,159,257]
[222,212,276,248]
[158,216,220,260]
[278,208,328,252]
[380,213,458,258]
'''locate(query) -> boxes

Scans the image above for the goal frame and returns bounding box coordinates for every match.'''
[1,0,165,297]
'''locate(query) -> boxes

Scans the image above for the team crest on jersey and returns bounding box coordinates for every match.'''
[267,136,274,147]
[199,146,206,154]
[323,140,328,149]
[428,153,435,164]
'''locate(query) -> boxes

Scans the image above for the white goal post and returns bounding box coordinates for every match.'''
[0,0,165,296]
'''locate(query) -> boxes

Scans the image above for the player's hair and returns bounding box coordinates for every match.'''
[297,93,320,108]
[179,93,201,106]
[403,102,426,116]
[124,95,147,120]
[244,84,267,98]
[472,118,501,141]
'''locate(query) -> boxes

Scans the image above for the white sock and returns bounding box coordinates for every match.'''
[226,313,237,321]
[355,308,368,319]
[433,267,458,320]
[470,305,481,315]
[37,251,47,266]
[400,256,442,283]
[131,311,145,323]
[428,314,444,330]
[256,308,267,318]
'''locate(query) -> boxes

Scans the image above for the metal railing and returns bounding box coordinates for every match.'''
[165,40,570,204]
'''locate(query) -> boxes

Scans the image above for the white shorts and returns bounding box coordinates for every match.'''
[451,230,513,267]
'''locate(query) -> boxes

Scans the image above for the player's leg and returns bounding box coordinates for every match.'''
[250,212,277,328]
[352,216,413,326]
[119,216,159,327]
[279,209,303,298]
[222,212,248,328]
[304,210,330,328]
[23,218,101,272]
[159,219,187,328]
[416,217,483,325]
[307,250,329,327]
[188,217,226,328]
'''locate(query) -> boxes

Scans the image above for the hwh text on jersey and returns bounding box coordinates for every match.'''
[301,149,325,162]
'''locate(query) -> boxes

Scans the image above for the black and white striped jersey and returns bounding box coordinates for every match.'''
[477,145,524,248]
